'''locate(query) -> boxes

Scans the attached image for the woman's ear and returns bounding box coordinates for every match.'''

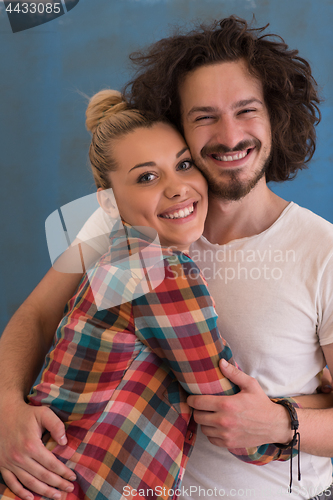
[97,188,119,217]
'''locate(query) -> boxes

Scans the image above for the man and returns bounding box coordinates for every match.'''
[0,16,333,500]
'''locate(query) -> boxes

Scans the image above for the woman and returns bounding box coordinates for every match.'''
[0,90,302,500]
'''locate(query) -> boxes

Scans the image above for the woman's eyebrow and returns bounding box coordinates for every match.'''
[129,161,156,172]
[176,147,189,158]
[128,147,189,173]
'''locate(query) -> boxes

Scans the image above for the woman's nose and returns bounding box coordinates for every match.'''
[164,180,190,199]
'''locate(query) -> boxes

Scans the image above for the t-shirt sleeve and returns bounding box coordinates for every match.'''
[317,251,333,346]
[76,206,114,254]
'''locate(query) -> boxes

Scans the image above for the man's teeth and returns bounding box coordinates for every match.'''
[161,204,194,219]
[213,150,249,162]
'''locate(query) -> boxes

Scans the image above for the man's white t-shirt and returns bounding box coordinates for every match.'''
[77,202,333,499]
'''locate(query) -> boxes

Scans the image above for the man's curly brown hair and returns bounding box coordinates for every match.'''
[125,16,321,183]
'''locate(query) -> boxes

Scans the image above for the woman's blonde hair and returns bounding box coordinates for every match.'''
[86,89,152,189]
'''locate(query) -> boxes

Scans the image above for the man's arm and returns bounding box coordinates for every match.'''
[187,353,333,456]
[0,205,111,499]
[0,265,84,500]
[295,343,333,456]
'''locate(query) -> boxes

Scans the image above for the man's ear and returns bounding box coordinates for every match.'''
[97,188,119,216]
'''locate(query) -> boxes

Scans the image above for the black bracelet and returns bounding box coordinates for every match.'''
[273,399,301,492]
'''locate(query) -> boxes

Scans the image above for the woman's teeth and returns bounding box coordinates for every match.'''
[213,150,249,162]
[160,204,194,219]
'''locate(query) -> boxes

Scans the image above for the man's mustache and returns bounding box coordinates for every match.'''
[201,139,261,158]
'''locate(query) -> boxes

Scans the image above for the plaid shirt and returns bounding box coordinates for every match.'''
[0,224,298,500]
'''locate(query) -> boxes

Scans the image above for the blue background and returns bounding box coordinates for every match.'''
[0,0,332,335]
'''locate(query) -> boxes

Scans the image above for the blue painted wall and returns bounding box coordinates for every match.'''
[1,0,332,334]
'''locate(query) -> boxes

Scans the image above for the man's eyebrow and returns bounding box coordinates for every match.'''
[187,106,217,118]
[128,148,189,173]
[186,99,263,118]
[231,98,263,110]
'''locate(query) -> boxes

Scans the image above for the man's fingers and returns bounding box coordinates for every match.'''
[6,466,64,500]
[20,459,75,496]
[207,437,225,447]
[30,406,76,482]
[37,407,67,446]
[2,448,76,498]
[33,443,76,483]
[0,441,76,499]
[318,367,333,393]
[187,394,225,411]
[2,458,76,499]
[0,468,34,500]
[219,359,259,391]
[0,404,76,496]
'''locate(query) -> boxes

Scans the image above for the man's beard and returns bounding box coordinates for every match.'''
[195,140,271,201]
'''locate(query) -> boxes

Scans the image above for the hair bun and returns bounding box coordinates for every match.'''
[86,89,128,133]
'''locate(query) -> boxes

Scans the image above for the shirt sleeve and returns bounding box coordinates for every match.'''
[76,206,114,254]
[317,251,333,346]
[132,250,299,466]
[133,251,238,396]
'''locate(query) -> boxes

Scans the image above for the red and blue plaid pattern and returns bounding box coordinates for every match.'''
[0,224,298,500]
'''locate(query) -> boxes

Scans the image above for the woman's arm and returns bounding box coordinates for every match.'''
[0,263,84,500]
[133,253,238,396]
[133,253,300,465]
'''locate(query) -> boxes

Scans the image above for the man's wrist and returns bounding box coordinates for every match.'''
[271,397,301,445]
[272,398,302,492]
[273,399,300,447]
[273,404,294,444]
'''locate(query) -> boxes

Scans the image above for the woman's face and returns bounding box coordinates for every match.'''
[104,122,208,252]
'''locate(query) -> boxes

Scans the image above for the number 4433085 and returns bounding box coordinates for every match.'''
[5,3,62,14]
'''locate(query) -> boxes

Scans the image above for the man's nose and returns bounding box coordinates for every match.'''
[213,116,244,150]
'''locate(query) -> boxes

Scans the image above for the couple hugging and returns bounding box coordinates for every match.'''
[1,15,333,500]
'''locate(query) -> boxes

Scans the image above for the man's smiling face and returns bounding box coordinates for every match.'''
[179,59,272,200]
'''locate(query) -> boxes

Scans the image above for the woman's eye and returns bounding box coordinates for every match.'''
[138,172,157,183]
[177,160,194,171]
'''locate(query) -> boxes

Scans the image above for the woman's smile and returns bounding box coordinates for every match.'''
[100,122,208,252]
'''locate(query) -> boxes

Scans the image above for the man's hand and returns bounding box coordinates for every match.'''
[187,359,292,449]
[0,398,76,500]
[317,366,333,394]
